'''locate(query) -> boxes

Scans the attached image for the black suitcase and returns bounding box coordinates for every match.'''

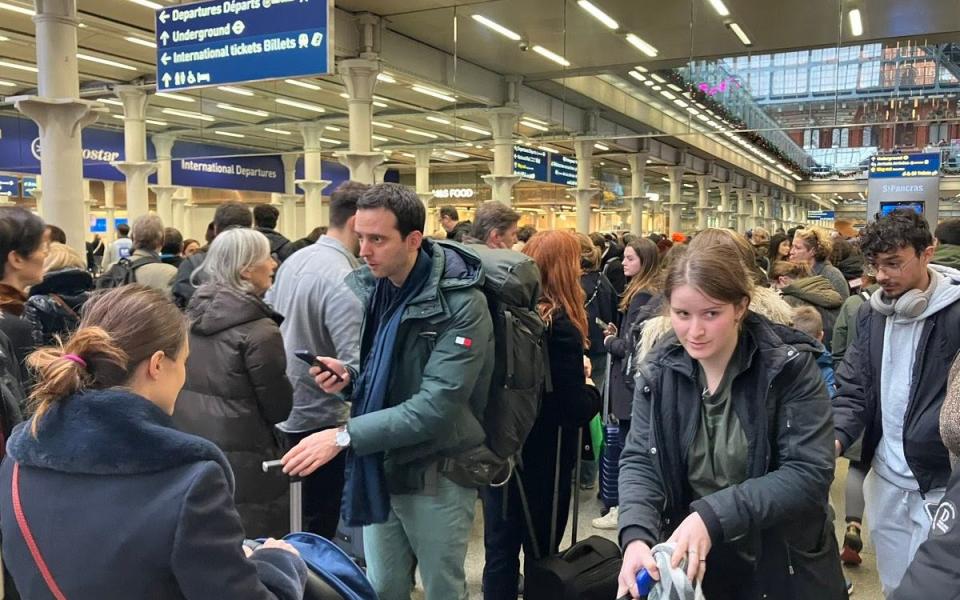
[332,519,366,568]
[597,353,623,509]
[518,427,622,600]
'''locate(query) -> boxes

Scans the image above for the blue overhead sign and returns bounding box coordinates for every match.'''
[0,176,17,197]
[513,145,549,183]
[868,153,941,178]
[550,155,578,187]
[155,0,333,91]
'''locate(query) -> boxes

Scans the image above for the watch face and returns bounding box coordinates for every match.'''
[336,430,350,447]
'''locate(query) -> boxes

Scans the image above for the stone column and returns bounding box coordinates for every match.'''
[103,181,116,241]
[150,185,179,228]
[413,148,435,229]
[665,166,686,233]
[735,188,750,234]
[273,193,300,239]
[572,139,601,233]
[298,123,332,230]
[627,153,648,236]
[337,58,385,184]
[112,87,156,222]
[749,192,762,230]
[14,0,101,254]
[717,183,733,229]
[481,107,523,205]
[695,174,713,230]
[172,197,186,232]
[281,153,299,195]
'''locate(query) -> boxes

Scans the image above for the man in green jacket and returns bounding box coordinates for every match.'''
[282,184,495,600]
[933,218,960,270]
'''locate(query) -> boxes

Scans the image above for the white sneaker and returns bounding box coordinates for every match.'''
[592,506,618,530]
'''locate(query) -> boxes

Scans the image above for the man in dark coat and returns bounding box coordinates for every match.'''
[172,203,252,309]
[439,205,471,242]
[254,204,291,260]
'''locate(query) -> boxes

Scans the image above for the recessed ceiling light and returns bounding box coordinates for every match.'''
[707,0,730,17]
[460,124,491,136]
[471,14,522,41]
[405,128,439,139]
[538,146,561,153]
[276,98,326,112]
[660,90,676,100]
[285,78,321,90]
[77,53,138,71]
[0,80,17,87]
[426,116,451,124]
[318,137,342,145]
[161,108,214,121]
[99,98,123,106]
[634,65,649,72]
[594,142,610,151]
[215,131,245,138]
[372,121,394,129]
[628,70,647,82]
[445,150,471,158]
[127,0,163,9]
[411,85,457,102]
[0,2,34,16]
[643,80,655,87]
[339,92,350,99]
[0,60,37,73]
[217,86,254,96]
[373,101,388,108]
[124,36,156,49]
[848,9,863,37]
[372,134,390,142]
[625,34,658,57]
[325,125,341,131]
[651,74,666,83]
[401,152,416,158]
[577,0,619,29]
[146,119,167,126]
[521,120,549,131]
[376,73,396,84]
[727,22,752,46]
[667,84,683,92]
[156,92,195,103]
[216,103,269,117]
[532,45,571,67]
[264,127,292,135]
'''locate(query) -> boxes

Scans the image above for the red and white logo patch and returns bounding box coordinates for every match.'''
[455,336,473,348]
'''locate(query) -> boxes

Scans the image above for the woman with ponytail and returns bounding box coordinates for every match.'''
[0,285,307,600]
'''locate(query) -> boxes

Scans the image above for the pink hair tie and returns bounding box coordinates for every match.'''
[62,354,87,369]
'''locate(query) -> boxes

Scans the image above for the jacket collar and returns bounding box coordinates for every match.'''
[347,239,483,321]
[7,389,235,492]
[0,283,26,316]
[29,268,94,297]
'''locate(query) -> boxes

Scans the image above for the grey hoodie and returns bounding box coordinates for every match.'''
[875,264,960,489]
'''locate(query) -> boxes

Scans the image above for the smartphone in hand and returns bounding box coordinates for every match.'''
[294,350,344,383]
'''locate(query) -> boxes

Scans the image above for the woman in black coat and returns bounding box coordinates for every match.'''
[483,231,599,599]
[0,285,306,599]
[23,242,93,347]
[616,241,845,600]
[175,228,294,539]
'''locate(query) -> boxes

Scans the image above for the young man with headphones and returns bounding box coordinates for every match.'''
[833,209,960,595]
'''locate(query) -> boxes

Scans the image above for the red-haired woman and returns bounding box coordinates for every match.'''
[482,230,599,599]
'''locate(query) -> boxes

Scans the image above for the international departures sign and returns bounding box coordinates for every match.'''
[155,0,333,92]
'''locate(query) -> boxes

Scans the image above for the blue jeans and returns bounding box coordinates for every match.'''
[364,476,477,600]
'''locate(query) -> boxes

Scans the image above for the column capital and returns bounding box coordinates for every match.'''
[486,107,522,140]
[111,161,157,179]
[336,152,387,185]
[151,133,177,159]
[626,153,649,172]
[414,147,433,168]
[115,86,149,121]
[695,173,713,188]
[14,96,101,135]
[295,180,332,194]
[481,174,523,204]
[149,184,180,198]
[281,152,301,172]
[667,165,686,180]
[34,0,79,24]
[299,122,327,151]
[338,57,381,102]
[573,139,595,162]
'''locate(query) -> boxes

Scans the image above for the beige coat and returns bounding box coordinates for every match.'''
[130,249,177,297]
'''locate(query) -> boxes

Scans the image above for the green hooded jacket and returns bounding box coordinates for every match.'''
[933,243,960,270]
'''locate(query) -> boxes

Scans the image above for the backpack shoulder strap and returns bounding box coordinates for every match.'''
[130,255,160,270]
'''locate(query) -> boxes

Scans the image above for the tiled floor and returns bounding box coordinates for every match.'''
[411,457,884,599]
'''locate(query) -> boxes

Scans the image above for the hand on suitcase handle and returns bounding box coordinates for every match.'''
[617,540,659,599]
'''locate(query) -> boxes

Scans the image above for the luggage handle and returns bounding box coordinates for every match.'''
[262,460,303,533]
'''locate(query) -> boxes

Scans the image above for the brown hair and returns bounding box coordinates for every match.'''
[523,231,590,349]
[791,305,823,339]
[769,260,813,281]
[690,228,767,286]
[27,285,187,435]
[794,227,833,262]
[620,238,661,312]
[664,244,753,307]
[576,232,601,272]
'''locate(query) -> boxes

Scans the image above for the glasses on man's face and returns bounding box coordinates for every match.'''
[864,254,918,278]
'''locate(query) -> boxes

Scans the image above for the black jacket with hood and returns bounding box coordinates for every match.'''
[23,268,93,347]
[174,284,293,538]
[618,312,845,599]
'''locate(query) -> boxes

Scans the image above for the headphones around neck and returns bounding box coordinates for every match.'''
[869,268,939,318]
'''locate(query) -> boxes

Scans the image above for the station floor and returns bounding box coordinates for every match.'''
[411,458,884,599]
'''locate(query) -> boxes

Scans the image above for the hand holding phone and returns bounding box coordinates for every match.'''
[294,351,345,385]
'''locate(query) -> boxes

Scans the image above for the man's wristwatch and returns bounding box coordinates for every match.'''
[335,425,351,448]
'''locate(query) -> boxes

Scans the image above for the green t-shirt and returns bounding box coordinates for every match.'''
[687,352,750,499]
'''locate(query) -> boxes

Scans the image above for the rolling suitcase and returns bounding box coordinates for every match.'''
[332,519,366,568]
[518,427,622,600]
[261,460,378,600]
[597,353,623,509]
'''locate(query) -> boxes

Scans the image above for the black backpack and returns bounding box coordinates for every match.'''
[446,245,550,488]
[96,255,160,289]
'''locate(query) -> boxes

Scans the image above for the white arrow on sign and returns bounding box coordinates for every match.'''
[161,73,172,87]
[159,11,169,24]
[161,53,171,66]
[160,31,170,46]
